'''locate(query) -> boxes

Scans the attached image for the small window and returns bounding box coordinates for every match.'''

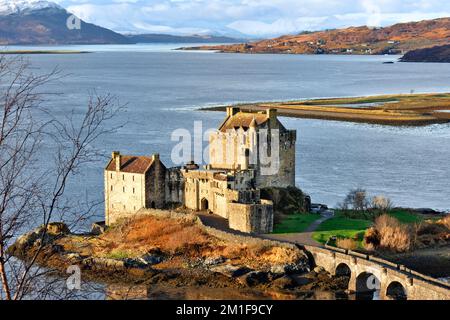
[133,188,135,194]
[122,174,125,180]
[111,186,113,191]
[110,173,113,179]
[123,187,125,192]
[132,175,135,182]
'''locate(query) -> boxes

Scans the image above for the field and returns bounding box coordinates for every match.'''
[202,93,450,126]
[273,213,321,234]
[312,209,430,247]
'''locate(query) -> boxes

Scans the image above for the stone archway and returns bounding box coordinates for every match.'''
[386,281,407,300]
[335,263,351,277]
[200,198,209,211]
[356,272,381,300]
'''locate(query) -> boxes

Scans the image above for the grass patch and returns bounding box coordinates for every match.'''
[388,209,424,224]
[336,208,425,224]
[312,216,372,246]
[273,213,321,234]
[105,250,131,260]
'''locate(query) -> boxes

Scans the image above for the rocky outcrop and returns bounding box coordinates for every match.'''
[8,222,70,256]
[401,45,450,63]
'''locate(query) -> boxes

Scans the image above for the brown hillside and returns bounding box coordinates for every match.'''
[187,17,450,55]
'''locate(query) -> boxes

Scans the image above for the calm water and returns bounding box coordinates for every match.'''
[13,44,450,214]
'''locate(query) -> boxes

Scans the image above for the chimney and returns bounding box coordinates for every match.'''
[112,151,121,171]
[152,153,160,162]
[266,108,277,128]
[226,106,239,117]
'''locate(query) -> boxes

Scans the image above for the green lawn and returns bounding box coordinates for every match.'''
[388,209,425,223]
[273,213,321,234]
[312,216,372,246]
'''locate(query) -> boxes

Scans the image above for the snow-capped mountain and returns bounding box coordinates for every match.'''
[0,0,131,44]
[0,0,62,15]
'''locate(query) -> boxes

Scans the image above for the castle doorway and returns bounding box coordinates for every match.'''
[200,198,209,211]
[150,201,156,209]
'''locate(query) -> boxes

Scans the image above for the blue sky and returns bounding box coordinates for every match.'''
[54,0,450,37]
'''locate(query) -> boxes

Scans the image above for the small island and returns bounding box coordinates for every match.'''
[200,93,450,126]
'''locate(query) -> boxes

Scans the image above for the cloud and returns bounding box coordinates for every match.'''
[61,0,450,37]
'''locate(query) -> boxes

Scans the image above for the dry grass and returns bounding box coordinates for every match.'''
[373,215,413,253]
[56,215,303,269]
[336,238,358,250]
[437,215,450,229]
[99,216,212,256]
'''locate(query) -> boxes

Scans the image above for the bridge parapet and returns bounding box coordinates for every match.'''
[303,244,450,300]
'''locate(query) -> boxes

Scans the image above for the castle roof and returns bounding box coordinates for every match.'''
[219,112,268,132]
[105,155,155,174]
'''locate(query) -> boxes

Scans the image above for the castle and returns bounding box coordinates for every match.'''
[104,107,297,234]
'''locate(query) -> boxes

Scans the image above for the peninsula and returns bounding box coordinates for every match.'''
[200,93,450,126]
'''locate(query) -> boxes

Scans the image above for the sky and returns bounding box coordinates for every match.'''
[52,0,450,38]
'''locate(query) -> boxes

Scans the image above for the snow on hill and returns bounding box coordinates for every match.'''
[0,0,62,15]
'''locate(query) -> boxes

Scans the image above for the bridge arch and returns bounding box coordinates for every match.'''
[356,272,381,300]
[386,281,407,300]
[335,263,351,277]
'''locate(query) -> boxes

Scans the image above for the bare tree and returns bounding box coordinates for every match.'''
[371,195,393,213]
[0,55,122,300]
[340,188,370,212]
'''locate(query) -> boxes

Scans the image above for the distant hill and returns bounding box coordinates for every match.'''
[126,33,243,44]
[0,0,131,45]
[186,18,450,55]
[400,45,450,63]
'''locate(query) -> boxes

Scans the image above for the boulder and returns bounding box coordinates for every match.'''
[210,264,251,278]
[47,223,70,235]
[270,275,297,290]
[91,221,107,235]
[203,256,226,266]
[138,253,164,266]
[238,271,269,287]
[9,222,71,255]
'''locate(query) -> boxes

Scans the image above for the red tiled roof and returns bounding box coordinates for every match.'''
[219,112,268,132]
[106,155,154,174]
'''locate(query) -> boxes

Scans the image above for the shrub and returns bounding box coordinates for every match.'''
[373,215,413,252]
[336,238,358,250]
[364,227,381,250]
[437,215,450,230]
[417,221,448,236]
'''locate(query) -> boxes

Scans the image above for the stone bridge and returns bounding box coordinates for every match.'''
[302,244,450,300]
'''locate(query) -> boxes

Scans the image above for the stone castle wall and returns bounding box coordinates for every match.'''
[105,171,146,225]
[228,200,274,234]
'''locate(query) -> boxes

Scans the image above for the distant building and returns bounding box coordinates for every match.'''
[104,107,297,234]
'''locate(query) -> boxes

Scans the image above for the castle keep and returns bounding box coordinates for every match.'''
[105,108,297,234]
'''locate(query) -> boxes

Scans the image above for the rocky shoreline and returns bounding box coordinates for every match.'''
[8,218,351,300]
